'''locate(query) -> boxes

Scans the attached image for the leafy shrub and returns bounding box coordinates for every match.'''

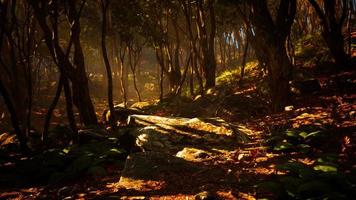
[267,127,328,153]
[258,159,356,199]
[15,137,127,185]
[294,34,331,66]
[216,61,259,86]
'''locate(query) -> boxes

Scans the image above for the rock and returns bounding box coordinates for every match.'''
[130,101,152,110]
[176,147,211,162]
[125,115,249,154]
[119,152,199,191]
[127,115,247,148]
[285,105,294,111]
[117,130,140,153]
[133,126,176,153]
[128,115,235,137]
[290,79,321,95]
[78,129,108,144]
[101,105,144,125]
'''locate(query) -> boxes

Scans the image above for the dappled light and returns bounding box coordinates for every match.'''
[1,0,356,199]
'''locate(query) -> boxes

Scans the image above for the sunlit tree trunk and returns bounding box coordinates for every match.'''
[128,41,142,102]
[119,41,127,107]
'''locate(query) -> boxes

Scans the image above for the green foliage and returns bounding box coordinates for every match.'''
[216,61,259,86]
[258,160,356,199]
[267,127,328,153]
[216,69,240,86]
[295,34,331,66]
[13,136,127,185]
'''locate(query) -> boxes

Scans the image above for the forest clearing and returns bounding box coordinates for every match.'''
[0,0,356,199]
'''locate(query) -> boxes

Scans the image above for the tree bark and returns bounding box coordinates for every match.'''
[308,0,350,68]
[0,79,28,151]
[100,0,115,125]
[248,0,296,112]
[42,74,63,144]
[28,0,97,126]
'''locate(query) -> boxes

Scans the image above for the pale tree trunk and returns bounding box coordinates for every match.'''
[119,42,128,107]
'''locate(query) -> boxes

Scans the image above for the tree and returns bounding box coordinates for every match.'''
[28,0,98,126]
[195,0,217,89]
[100,0,116,125]
[247,0,297,112]
[308,0,351,68]
[0,0,36,151]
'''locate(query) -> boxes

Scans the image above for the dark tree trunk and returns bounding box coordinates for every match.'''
[100,0,115,125]
[196,0,216,90]
[63,77,78,142]
[240,37,249,84]
[67,0,98,125]
[308,0,350,68]
[29,0,98,126]
[42,74,63,144]
[248,0,296,112]
[323,28,349,67]
[0,80,28,151]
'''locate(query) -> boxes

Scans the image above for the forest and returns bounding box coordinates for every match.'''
[0,0,355,199]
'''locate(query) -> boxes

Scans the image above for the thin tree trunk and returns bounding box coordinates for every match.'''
[63,77,77,143]
[100,0,115,126]
[42,74,63,144]
[119,43,127,107]
[239,38,249,84]
[128,43,142,102]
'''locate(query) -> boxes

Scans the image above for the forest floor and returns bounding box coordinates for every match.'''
[0,67,355,199]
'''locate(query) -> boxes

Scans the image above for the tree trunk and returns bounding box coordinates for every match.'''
[42,74,63,144]
[248,0,296,112]
[29,0,98,126]
[119,44,127,107]
[0,80,28,151]
[308,0,350,68]
[323,28,349,67]
[196,0,216,89]
[128,42,142,102]
[63,77,78,142]
[100,0,115,125]
[239,38,249,84]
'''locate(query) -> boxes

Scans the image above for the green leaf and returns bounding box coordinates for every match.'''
[298,131,309,139]
[277,162,315,180]
[286,130,299,138]
[62,148,70,154]
[274,142,294,151]
[298,144,311,153]
[303,131,323,139]
[313,165,337,173]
